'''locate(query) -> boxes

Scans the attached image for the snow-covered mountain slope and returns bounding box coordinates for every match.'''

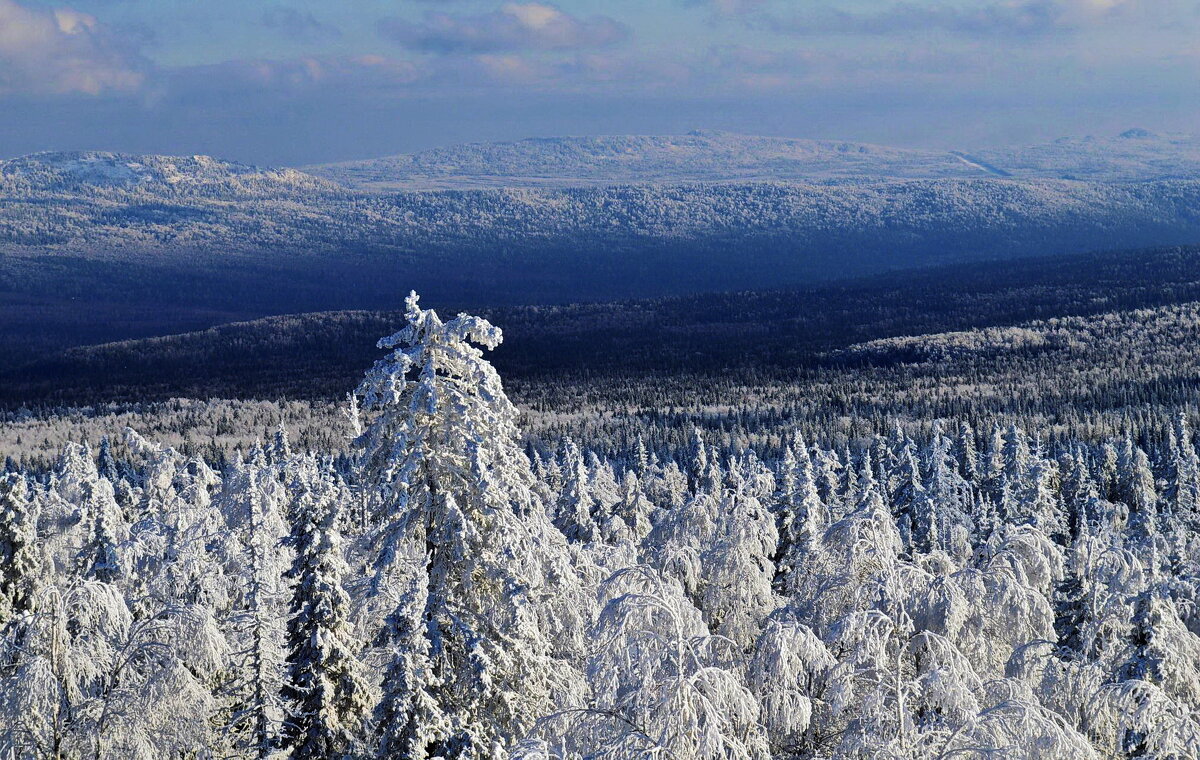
[5,140,1200,361]
[303,129,1200,191]
[5,167,1200,276]
[5,147,1200,309]
[972,129,1200,183]
[11,241,1200,407]
[0,151,334,195]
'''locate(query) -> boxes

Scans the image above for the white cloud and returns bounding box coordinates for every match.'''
[0,0,146,96]
[378,3,629,53]
[167,55,422,97]
[261,6,342,42]
[764,0,1160,37]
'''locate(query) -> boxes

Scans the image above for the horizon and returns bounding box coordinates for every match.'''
[0,124,1190,168]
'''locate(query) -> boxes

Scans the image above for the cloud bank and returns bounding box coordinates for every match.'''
[769,0,1143,37]
[0,0,1195,165]
[0,0,145,95]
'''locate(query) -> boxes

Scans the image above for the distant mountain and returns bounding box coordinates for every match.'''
[304,130,1200,191]
[7,148,1200,270]
[0,151,329,194]
[6,160,1200,305]
[303,131,996,191]
[971,130,1200,183]
[6,137,1200,369]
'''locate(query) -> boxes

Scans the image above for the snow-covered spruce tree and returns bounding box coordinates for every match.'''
[1166,413,1200,526]
[981,425,1007,505]
[76,480,125,584]
[890,444,924,552]
[354,292,592,758]
[553,438,597,543]
[221,447,292,757]
[954,420,980,484]
[633,436,650,477]
[915,424,973,558]
[96,435,119,483]
[1059,448,1101,543]
[772,437,826,596]
[810,444,843,519]
[1119,438,1159,539]
[601,469,653,546]
[688,427,710,493]
[0,473,38,624]
[280,455,373,758]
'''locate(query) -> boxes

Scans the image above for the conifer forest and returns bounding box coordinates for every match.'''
[2,287,1199,759]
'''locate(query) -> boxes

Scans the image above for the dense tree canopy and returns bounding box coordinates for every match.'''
[1,296,1198,758]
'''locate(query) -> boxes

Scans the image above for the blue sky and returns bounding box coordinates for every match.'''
[0,0,1197,164]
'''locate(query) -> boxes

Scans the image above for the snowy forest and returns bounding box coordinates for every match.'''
[2,292,1198,759]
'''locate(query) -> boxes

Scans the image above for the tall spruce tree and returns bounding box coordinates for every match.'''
[355,293,592,758]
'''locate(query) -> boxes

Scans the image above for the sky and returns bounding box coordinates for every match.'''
[0,0,1197,165]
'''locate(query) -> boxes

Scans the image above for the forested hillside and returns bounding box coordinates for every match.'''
[10,243,1200,407]
[1,294,1198,758]
[7,148,1200,363]
[8,285,1200,468]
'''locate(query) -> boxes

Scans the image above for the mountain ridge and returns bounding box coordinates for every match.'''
[302,129,1200,191]
[5,133,1200,368]
[0,150,335,194]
